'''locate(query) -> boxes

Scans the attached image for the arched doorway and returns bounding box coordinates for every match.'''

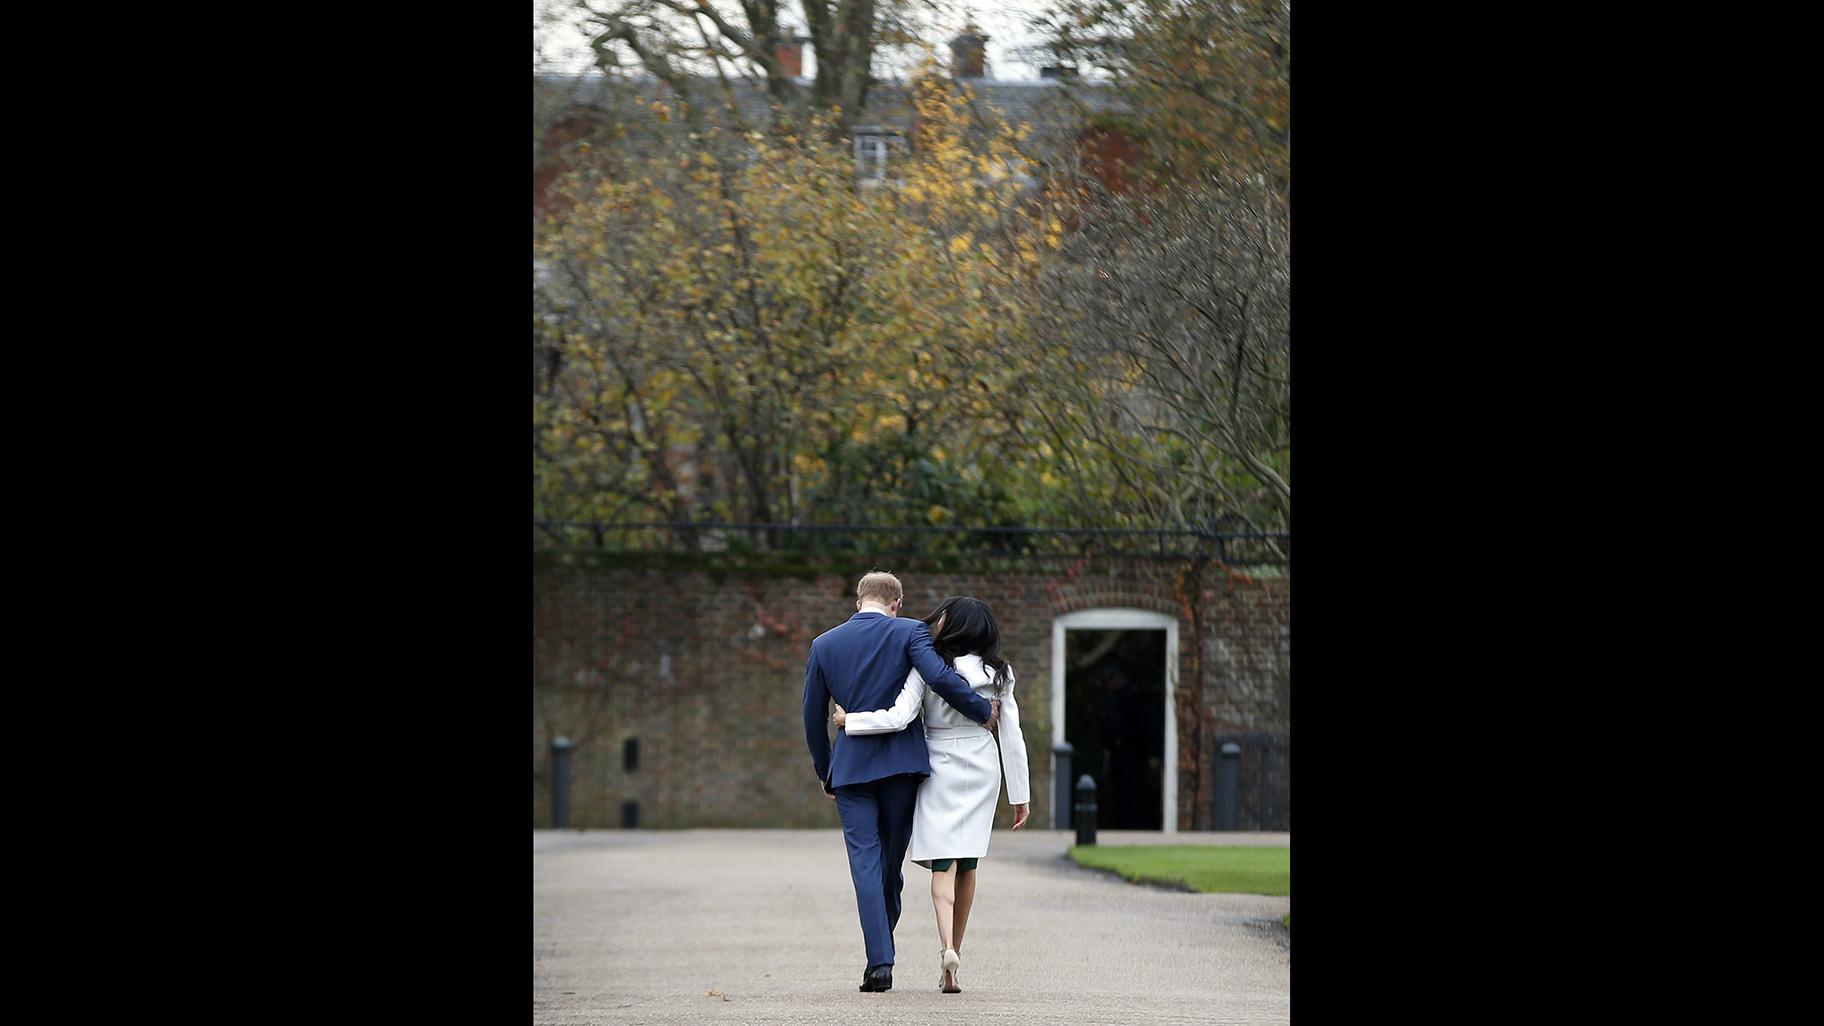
[1051,609,1179,833]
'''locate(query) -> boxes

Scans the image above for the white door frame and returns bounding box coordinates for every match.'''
[1051,608,1179,834]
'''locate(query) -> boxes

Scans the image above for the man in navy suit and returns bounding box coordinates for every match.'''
[802,570,998,992]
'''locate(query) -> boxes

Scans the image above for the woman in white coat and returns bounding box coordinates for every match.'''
[832,596,1030,994]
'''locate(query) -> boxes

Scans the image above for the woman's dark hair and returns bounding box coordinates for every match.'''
[923,596,1011,691]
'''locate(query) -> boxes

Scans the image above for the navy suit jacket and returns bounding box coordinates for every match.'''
[802,611,995,789]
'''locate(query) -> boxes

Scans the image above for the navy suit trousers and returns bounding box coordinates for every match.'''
[833,772,922,971]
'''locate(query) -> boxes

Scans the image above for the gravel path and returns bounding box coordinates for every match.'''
[534,828,1290,1025]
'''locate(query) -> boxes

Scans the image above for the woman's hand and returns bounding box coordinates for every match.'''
[831,703,846,728]
[1011,803,1029,830]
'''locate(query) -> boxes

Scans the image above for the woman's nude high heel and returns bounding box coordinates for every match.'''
[939,948,961,993]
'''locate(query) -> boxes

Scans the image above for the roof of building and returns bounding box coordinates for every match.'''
[534,72,1126,148]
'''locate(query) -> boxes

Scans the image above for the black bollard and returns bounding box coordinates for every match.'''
[1214,741,1241,830]
[1052,742,1074,830]
[550,737,574,829]
[1074,774,1098,846]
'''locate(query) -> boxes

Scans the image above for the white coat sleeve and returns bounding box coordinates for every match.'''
[842,669,928,735]
[998,666,1031,806]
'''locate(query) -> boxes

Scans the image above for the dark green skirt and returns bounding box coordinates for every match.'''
[915,857,979,872]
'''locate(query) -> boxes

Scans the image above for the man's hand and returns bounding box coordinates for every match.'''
[821,779,836,801]
[831,703,846,729]
[1011,803,1030,830]
[985,699,1001,732]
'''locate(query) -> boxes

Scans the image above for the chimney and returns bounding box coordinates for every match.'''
[950,25,988,80]
[774,34,809,79]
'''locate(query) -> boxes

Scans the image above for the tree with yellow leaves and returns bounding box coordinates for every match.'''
[1034,0,1289,195]
[534,62,1076,545]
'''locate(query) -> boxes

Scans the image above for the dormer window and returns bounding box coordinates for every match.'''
[852,127,902,185]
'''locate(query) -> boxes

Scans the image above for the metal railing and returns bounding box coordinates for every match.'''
[533,520,1289,563]
[1213,731,1289,832]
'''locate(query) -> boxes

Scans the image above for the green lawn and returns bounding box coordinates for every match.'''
[1067,845,1290,896]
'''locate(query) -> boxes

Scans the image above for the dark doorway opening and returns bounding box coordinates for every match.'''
[1065,629,1166,830]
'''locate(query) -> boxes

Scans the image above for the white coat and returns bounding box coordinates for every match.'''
[843,653,1031,862]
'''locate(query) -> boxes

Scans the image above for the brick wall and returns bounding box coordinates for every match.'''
[533,551,1288,831]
